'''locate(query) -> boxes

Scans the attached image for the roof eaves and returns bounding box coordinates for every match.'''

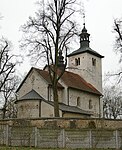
[35,68,64,89]
[59,103,93,115]
[62,110,92,115]
[34,68,51,84]
[20,90,45,100]
[67,47,104,58]
[68,86,101,96]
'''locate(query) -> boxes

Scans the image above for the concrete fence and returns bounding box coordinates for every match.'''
[0,124,122,148]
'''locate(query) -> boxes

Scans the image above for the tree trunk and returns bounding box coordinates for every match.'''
[53,79,60,117]
[53,87,59,117]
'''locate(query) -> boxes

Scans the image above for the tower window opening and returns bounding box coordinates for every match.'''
[75,58,80,66]
[85,35,87,40]
[75,58,78,66]
[92,58,96,66]
[78,58,80,65]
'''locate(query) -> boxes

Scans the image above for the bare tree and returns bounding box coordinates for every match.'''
[103,85,122,119]
[0,38,15,92]
[114,18,122,63]
[0,38,22,118]
[21,0,81,117]
[2,97,18,119]
[113,19,122,82]
[1,75,20,119]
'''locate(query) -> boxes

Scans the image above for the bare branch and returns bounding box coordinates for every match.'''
[20,0,81,117]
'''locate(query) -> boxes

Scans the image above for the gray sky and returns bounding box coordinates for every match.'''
[0,0,122,78]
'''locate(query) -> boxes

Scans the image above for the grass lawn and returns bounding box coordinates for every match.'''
[0,147,73,150]
[0,147,116,150]
[0,148,69,150]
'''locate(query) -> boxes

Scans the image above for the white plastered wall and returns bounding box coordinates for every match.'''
[68,88,100,117]
[68,53,103,93]
[17,100,39,118]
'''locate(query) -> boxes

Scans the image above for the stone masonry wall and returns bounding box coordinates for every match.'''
[1,118,122,129]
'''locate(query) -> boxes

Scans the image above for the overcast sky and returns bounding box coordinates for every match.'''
[0,0,122,79]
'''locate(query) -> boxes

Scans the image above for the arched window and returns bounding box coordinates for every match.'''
[78,58,80,65]
[89,99,93,109]
[75,58,78,66]
[77,97,80,107]
[92,58,96,66]
[75,58,80,66]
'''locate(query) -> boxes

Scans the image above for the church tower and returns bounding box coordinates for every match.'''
[67,24,104,93]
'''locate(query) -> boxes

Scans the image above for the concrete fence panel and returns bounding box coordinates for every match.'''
[0,124,122,148]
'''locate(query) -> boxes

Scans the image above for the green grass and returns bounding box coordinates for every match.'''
[0,147,72,150]
[0,147,116,150]
[0,147,75,150]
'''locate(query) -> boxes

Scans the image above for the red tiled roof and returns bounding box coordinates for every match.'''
[35,68,101,95]
[61,71,101,95]
[16,67,101,95]
[35,68,64,88]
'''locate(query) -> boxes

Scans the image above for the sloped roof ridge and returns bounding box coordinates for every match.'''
[45,101,93,115]
[34,68,89,89]
[34,67,64,88]
[16,67,101,95]
[35,67,101,95]
[62,70,101,95]
[16,67,47,93]
[34,67,50,83]
[58,102,93,115]
[64,70,88,84]
[19,89,45,100]
[68,47,104,58]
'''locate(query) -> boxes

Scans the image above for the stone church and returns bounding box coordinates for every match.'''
[16,24,104,118]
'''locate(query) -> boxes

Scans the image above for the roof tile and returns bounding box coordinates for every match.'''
[35,68,101,95]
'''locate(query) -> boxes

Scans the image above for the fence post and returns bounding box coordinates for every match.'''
[34,127,38,147]
[6,124,9,146]
[89,130,92,148]
[62,129,66,148]
[115,130,119,149]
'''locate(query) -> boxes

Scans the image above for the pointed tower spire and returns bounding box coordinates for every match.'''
[79,22,90,48]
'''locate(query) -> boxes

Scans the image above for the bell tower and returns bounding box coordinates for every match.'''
[67,24,104,93]
[80,23,90,48]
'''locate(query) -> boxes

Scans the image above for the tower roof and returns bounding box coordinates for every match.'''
[67,47,104,58]
[68,24,104,58]
[82,23,87,33]
[79,23,90,48]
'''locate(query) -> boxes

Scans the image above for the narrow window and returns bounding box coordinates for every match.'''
[78,58,80,65]
[92,58,96,66]
[75,58,80,66]
[77,97,80,107]
[75,58,78,66]
[89,99,93,109]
